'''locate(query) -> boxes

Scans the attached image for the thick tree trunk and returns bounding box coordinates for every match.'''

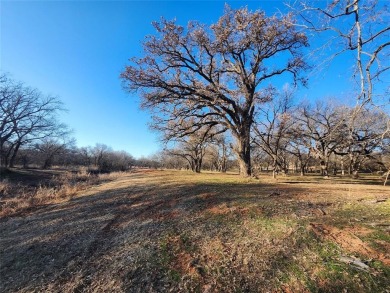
[2,143,15,168]
[350,157,361,179]
[0,143,5,167]
[21,155,29,168]
[320,159,329,177]
[298,156,306,176]
[42,156,54,169]
[272,158,278,179]
[9,142,21,168]
[195,157,202,173]
[236,134,251,177]
[300,165,305,176]
[1,155,8,168]
[238,154,251,177]
[272,168,277,179]
[221,158,227,173]
[332,164,337,176]
[352,163,360,179]
[384,170,389,186]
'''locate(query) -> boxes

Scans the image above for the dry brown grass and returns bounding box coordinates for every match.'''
[0,170,121,218]
[0,169,389,292]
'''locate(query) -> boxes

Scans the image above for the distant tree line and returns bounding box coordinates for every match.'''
[13,143,136,172]
[8,139,165,173]
[0,74,154,173]
[156,95,390,179]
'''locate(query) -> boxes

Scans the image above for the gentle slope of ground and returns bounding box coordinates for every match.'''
[1,169,389,292]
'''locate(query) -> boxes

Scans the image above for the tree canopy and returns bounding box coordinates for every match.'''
[121,6,309,176]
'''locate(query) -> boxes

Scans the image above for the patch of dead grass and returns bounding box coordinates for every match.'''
[0,170,122,218]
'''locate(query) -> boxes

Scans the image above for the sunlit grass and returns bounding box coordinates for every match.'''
[1,169,389,292]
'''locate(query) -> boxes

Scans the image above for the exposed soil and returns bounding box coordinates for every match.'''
[309,223,390,265]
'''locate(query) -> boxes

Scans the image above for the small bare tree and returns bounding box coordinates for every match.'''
[286,127,312,176]
[295,101,346,177]
[164,125,218,173]
[210,133,231,173]
[335,106,390,177]
[253,88,295,178]
[35,135,75,169]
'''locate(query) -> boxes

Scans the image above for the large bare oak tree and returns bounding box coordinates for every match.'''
[121,6,308,176]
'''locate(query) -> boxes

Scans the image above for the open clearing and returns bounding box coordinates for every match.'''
[1,169,389,292]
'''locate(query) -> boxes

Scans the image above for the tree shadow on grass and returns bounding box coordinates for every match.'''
[1,175,386,292]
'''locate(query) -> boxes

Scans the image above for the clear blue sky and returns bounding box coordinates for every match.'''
[0,1,371,158]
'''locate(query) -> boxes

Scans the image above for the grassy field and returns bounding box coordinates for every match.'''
[0,169,389,292]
